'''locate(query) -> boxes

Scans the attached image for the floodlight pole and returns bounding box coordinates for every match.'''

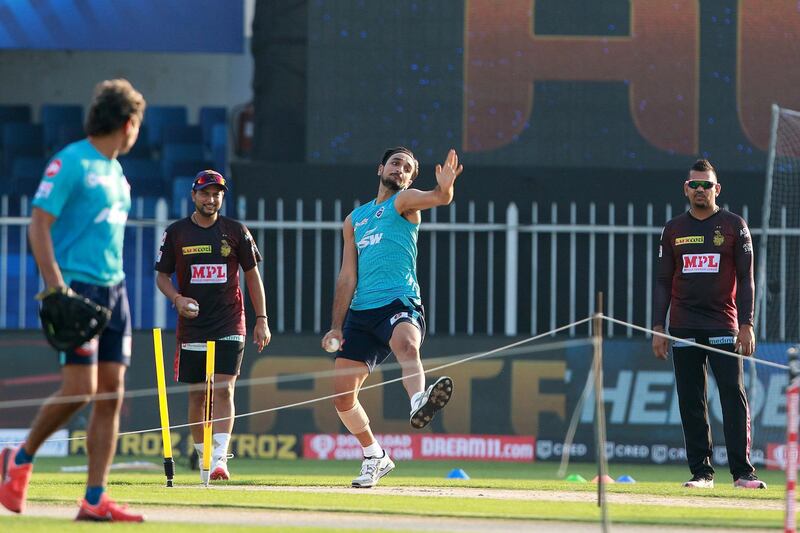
[593,292,609,532]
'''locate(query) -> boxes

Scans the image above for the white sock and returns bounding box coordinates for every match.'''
[213,433,231,459]
[410,391,425,411]
[362,441,383,458]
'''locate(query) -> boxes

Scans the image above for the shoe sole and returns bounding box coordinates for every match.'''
[210,467,230,481]
[351,461,396,488]
[411,377,453,429]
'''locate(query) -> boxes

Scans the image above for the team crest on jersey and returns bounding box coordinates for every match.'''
[220,239,231,257]
[713,230,724,246]
[375,206,385,218]
[44,159,62,178]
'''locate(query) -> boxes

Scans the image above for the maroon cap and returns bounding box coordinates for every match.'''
[192,170,228,191]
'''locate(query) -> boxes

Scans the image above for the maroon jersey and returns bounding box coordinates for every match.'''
[653,209,754,330]
[155,215,261,343]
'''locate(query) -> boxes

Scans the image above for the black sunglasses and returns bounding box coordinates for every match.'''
[686,180,717,190]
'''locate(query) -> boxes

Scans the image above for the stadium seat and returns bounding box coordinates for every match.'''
[0,105,32,126]
[161,144,205,180]
[10,156,48,197]
[119,157,164,197]
[163,159,215,185]
[2,123,44,177]
[199,106,227,149]
[171,176,195,217]
[125,124,152,158]
[211,124,227,171]
[162,124,203,145]
[144,106,187,151]
[52,123,85,152]
[41,104,83,152]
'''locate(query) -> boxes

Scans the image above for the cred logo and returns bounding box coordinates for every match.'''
[190,264,227,284]
[682,253,720,273]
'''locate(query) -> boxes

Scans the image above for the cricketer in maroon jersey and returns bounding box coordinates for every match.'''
[651,159,763,489]
[155,170,270,483]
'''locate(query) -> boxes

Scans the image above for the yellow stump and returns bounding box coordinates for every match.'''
[202,340,215,485]
[152,328,175,487]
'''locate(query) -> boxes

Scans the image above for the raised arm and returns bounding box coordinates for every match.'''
[394,148,463,214]
[321,215,358,350]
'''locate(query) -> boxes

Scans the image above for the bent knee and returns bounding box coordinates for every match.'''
[333,394,357,412]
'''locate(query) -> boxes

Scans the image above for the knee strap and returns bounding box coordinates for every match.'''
[337,402,370,434]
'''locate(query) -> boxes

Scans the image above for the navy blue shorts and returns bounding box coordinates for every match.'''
[60,280,132,366]
[337,299,426,372]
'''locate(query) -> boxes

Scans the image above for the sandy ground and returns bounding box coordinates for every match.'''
[12,485,780,532]
[14,502,776,532]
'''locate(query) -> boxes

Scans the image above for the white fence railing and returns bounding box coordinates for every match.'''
[0,194,793,339]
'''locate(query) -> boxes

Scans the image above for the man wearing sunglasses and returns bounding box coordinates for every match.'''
[155,170,271,482]
[652,159,763,489]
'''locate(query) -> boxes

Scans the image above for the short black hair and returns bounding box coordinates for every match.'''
[381,146,419,179]
[85,79,146,136]
[690,158,716,175]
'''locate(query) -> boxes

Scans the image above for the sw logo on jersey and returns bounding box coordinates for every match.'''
[682,253,720,273]
[190,264,228,284]
[357,232,383,249]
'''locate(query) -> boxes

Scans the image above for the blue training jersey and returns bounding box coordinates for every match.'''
[32,139,131,286]
[350,194,421,310]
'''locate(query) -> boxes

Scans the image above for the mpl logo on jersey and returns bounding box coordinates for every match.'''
[681,253,720,273]
[190,263,227,284]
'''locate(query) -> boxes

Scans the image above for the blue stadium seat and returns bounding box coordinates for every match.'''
[171,176,195,217]
[0,105,32,126]
[163,159,215,185]
[10,156,48,197]
[119,157,164,197]
[144,106,187,150]
[163,124,203,145]
[211,124,227,171]
[199,106,227,149]
[52,123,85,152]
[41,104,83,151]
[2,123,44,177]
[126,124,152,158]
[161,144,205,180]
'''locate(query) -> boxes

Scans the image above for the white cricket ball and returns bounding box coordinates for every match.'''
[324,337,340,353]
[187,302,199,312]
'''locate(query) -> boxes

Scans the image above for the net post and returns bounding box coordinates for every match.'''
[593,292,609,531]
[785,346,800,533]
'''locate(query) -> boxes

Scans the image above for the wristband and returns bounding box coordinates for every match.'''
[256,315,268,320]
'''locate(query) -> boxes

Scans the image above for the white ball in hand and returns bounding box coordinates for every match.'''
[187,303,199,312]
[324,337,340,353]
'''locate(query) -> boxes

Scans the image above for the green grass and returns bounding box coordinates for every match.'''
[2,456,790,530]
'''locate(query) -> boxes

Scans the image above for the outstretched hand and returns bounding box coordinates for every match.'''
[435,149,463,190]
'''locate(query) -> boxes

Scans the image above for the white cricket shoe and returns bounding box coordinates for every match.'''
[410,376,454,429]
[351,452,395,488]
[210,454,233,481]
[683,475,714,488]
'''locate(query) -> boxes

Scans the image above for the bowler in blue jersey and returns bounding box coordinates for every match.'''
[322,147,463,488]
[0,80,146,521]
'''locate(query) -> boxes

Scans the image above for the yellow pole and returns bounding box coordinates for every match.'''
[152,328,175,487]
[201,340,215,485]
